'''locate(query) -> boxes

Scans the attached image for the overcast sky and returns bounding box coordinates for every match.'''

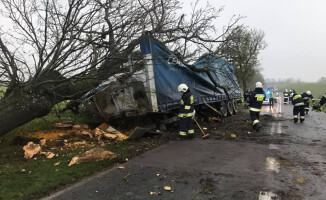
[183,0,326,82]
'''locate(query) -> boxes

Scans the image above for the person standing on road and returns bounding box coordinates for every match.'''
[301,91,315,114]
[289,89,294,104]
[292,91,305,123]
[178,83,195,139]
[249,82,266,131]
[319,93,326,112]
[283,89,289,104]
[269,89,275,109]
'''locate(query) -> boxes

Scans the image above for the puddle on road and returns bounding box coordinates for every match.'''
[265,157,280,173]
[259,191,279,200]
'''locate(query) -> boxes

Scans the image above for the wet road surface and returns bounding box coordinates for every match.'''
[42,99,326,200]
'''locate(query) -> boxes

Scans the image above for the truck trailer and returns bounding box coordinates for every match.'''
[80,35,242,127]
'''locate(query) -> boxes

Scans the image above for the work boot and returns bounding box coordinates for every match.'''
[300,119,305,123]
[253,123,261,131]
[305,111,308,114]
[294,118,298,123]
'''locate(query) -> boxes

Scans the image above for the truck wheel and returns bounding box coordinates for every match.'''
[227,100,234,116]
[219,101,228,117]
[232,99,238,114]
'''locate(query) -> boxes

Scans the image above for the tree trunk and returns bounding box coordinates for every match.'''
[0,91,57,136]
[242,79,247,92]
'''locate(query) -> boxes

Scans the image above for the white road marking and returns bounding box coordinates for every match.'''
[265,157,280,173]
[276,121,282,134]
[259,191,279,200]
[268,144,279,150]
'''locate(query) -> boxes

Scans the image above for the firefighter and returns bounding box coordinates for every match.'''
[178,83,195,139]
[292,91,305,123]
[283,89,289,104]
[249,82,266,131]
[301,91,315,114]
[243,89,250,109]
[289,89,294,104]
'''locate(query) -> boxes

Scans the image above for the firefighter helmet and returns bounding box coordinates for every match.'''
[306,91,311,95]
[178,83,188,92]
[285,89,288,92]
[255,82,263,88]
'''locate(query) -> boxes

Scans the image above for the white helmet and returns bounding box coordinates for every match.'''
[255,82,263,88]
[178,83,188,92]
[285,89,288,92]
[306,90,311,95]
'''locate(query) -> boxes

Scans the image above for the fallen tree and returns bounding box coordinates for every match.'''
[0,0,241,136]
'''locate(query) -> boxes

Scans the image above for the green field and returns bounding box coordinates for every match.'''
[270,82,326,99]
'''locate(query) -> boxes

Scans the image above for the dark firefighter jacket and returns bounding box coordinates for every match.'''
[320,94,326,106]
[249,88,266,112]
[301,93,314,103]
[178,89,195,117]
[292,93,304,106]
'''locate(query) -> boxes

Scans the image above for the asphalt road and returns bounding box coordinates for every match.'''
[42,98,326,200]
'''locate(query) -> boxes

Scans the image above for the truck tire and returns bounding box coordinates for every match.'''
[219,101,228,117]
[232,99,238,114]
[227,100,234,116]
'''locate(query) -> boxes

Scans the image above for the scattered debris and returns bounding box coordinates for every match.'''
[103,133,118,140]
[46,152,55,159]
[54,120,73,128]
[23,142,42,159]
[203,127,208,130]
[118,166,125,169]
[73,141,87,146]
[97,122,108,130]
[21,169,26,172]
[73,124,89,129]
[68,147,116,166]
[82,131,93,139]
[156,173,160,177]
[40,139,46,146]
[164,186,172,191]
[231,134,237,138]
[54,162,60,166]
[123,172,131,182]
[295,177,307,184]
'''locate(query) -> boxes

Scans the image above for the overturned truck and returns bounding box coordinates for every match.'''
[81,36,242,129]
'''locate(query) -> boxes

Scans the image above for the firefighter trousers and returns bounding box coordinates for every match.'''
[250,110,261,127]
[293,105,305,123]
[304,101,310,112]
[179,116,194,138]
[284,97,289,104]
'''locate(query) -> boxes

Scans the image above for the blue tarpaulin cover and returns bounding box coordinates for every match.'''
[140,37,242,112]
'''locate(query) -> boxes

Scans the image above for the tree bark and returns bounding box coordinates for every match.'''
[0,90,58,136]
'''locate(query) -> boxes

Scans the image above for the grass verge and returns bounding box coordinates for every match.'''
[0,135,170,200]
